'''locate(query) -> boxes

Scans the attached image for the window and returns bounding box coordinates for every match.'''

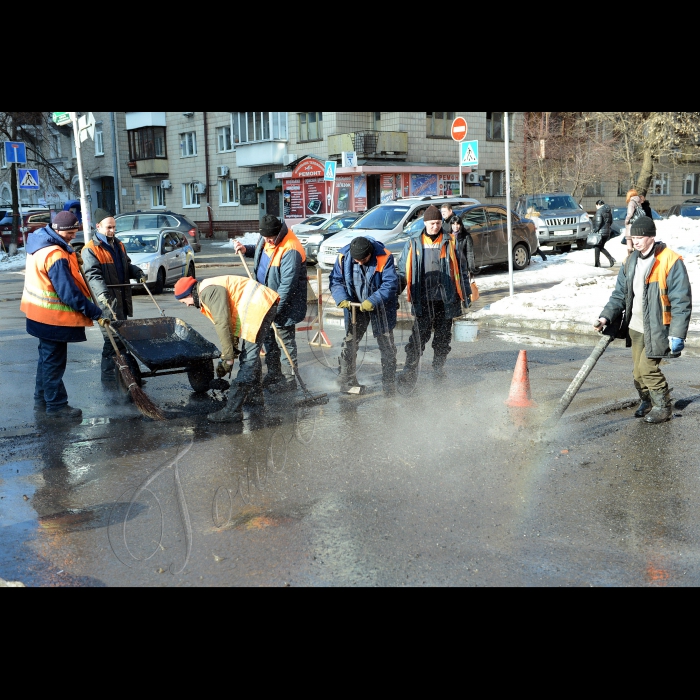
[684,174,700,196]
[95,123,104,156]
[181,131,197,158]
[374,112,382,130]
[218,126,234,152]
[653,173,670,196]
[299,112,323,142]
[231,112,288,144]
[426,112,455,138]
[1,146,6,169]
[486,171,506,197]
[183,183,201,207]
[618,174,639,196]
[50,134,61,160]
[487,112,504,141]
[585,182,604,197]
[462,207,489,234]
[220,179,239,206]
[151,185,166,209]
[128,127,167,161]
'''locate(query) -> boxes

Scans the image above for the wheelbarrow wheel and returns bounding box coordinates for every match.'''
[188,360,215,393]
[115,353,143,401]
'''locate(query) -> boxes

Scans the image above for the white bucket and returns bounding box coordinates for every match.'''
[453,320,479,343]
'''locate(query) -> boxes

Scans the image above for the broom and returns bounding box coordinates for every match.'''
[79,268,166,421]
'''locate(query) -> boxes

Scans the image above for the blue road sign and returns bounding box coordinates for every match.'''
[4,142,27,165]
[19,169,40,190]
[461,140,479,167]
[324,160,337,182]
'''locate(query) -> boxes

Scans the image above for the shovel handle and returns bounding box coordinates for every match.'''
[142,280,166,317]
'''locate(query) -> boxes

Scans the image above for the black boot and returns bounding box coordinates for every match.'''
[645,389,673,424]
[101,356,116,381]
[383,381,397,397]
[635,390,653,418]
[244,383,266,408]
[338,357,363,393]
[433,357,447,381]
[208,385,248,423]
[46,405,83,420]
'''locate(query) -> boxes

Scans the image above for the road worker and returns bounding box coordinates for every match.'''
[174,275,279,423]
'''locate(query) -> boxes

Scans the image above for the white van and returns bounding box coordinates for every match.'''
[316,196,480,271]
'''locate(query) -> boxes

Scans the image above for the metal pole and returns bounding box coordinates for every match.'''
[70,112,92,242]
[15,162,23,251]
[110,111,120,215]
[459,144,463,197]
[505,112,514,298]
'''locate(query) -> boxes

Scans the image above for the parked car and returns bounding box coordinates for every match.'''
[666,203,700,220]
[383,204,538,273]
[515,193,591,252]
[316,197,481,271]
[117,229,196,294]
[0,210,51,248]
[292,214,336,237]
[115,211,201,252]
[610,206,664,240]
[299,213,362,264]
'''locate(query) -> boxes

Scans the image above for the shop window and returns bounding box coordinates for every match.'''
[181,131,197,158]
[183,183,201,208]
[128,127,167,161]
[299,112,323,142]
[426,112,455,138]
[220,179,239,206]
[152,185,166,209]
[95,123,104,156]
[653,173,670,196]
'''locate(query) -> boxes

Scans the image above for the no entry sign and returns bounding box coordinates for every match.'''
[451,117,468,142]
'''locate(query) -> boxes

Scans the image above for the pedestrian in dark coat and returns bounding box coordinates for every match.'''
[20,212,106,419]
[591,200,616,268]
[234,215,307,395]
[397,205,465,381]
[598,216,692,424]
[329,236,399,395]
[441,203,455,236]
[449,215,477,282]
[82,209,145,379]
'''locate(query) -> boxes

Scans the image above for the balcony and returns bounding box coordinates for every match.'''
[235,141,288,168]
[328,131,408,161]
[127,125,169,179]
[128,159,170,178]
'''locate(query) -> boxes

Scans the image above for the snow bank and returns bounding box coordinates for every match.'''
[0,249,26,272]
[214,233,260,249]
[475,218,700,330]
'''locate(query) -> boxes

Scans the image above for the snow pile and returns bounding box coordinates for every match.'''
[475,218,700,331]
[215,233,260,249]
[0,249,26,272]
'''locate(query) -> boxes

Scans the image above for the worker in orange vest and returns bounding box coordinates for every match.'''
[175,275,279,423]
[21,212,108,419]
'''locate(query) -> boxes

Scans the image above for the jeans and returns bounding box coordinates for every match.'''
[235,305,277,388]
[264,323,298,377]
[340,312,397,383]
[34,339,69,411]
[404,300,453,370]
[630,329,668,394]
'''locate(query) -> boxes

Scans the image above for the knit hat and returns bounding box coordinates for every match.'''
[53,212,80,231]
[350,237,374,261]
[260,215,283,239]
[94,208,113,225]
[423,206,442,222]
[631,216,656,237]
[174,277,198,300]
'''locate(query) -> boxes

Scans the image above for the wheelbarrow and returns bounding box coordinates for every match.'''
[110,317,221,396]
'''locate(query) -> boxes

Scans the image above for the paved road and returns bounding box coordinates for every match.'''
[2,250,700,587]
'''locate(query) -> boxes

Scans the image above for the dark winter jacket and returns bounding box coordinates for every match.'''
[23,226,102,343]
[329,237,398,337]
[242,224,307,327]
[592,205,613,243]
[397,230,466,320]
[82,233,144,320]
[601,242,692,358]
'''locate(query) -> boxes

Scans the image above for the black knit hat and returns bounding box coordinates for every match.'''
[350,237,374,260]
[53,212,80,231]
[260,215,283,239]
[424,206,442,222]
[631,216,656,237]
[94,208,113,225]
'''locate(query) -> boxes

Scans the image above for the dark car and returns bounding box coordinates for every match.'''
[386,204,538,273]
[667,203,700,220]
[298,213,362,264]
[1,210,51,248]
[610,207,665,244]
[115,211,201,252]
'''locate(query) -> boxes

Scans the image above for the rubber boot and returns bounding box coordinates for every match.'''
[46,405,83,420]
[433,357,447,381]
[244,383,265,408]
[338,357,363,393]
[266,372,297,394]
[101,356,116,381]
[262,370,285,389]
[398,347,419,386]
[208,385,248,423]
[383,381,397,397]
[635,390,653,418]
[645,389,673,424]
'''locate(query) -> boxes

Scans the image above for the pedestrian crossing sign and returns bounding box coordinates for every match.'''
[324,160,337,182]
[19,169,40,190]
[461,140,479,167]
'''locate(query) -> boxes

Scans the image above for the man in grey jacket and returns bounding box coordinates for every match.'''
[598,217,692,423]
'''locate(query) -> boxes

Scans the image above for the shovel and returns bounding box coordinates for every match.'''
[237,251,328,408]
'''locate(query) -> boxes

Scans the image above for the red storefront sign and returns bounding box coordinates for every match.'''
[292,158,325,179]
[283,179,304,219]
[353,175,367,211]
[381,174,395,203]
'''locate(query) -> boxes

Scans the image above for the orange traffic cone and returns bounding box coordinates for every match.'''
[506,350,537,408]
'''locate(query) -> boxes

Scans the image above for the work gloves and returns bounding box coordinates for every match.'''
[98,293,115,308]
[338,300,352,310]
[140,277,148,285]
[670,337,685,354]
[135,268,146,281]
[360,300,375,312]
[216,360,233,379]
[97,318,111,328]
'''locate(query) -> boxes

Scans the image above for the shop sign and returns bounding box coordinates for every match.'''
[411,174,438,198]
[305,178,329,215]
[381,175,395,203]
[334,178,353,212]
[353,175,368,212]
[284,179,304,219]
[292,158,325,179]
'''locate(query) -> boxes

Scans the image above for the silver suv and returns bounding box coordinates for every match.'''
[516,193,591,252]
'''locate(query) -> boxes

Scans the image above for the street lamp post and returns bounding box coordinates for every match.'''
[70,112,92,242]
[505,112,514,298]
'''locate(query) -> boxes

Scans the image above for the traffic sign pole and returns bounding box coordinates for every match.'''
[70,113,92,242]
[15,163,23,250]
[505,112,514,298]
[451,117,468,197]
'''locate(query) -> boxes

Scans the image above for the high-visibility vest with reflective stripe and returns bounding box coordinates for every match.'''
[647,248,683,326]
[20,246,94,327]
[265,231,306,269]
[84,237,127,265]
[199,276,280,343]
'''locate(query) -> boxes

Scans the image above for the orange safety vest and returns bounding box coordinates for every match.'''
[405,235,463,303]
[199,276,280,343]
[21,246,94,327]
[83,236,127,264]
[338,249,392,272]
[647,247,683,326]
[263,230,306,268]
